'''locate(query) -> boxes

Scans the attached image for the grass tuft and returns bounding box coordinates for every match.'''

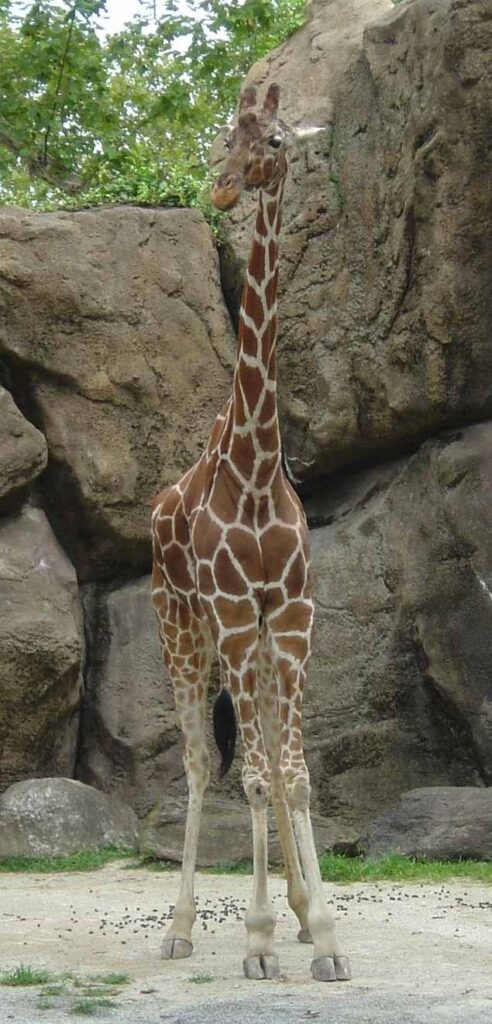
[89,973,131,986]
[0,847,135,874]
[203,859,254,875]
[72,997,116,1015]
[190,973,213,984]
[319,852,492,884]
[0,965,52,986]
[37,997,55,1010]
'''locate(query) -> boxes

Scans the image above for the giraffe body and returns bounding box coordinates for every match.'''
[151,85,350,982]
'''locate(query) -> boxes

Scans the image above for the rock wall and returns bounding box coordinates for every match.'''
[216,0,492,480]
[0,0,490,850]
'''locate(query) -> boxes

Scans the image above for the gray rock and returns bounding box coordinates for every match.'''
[0,206,234,581]
[0,778,138,857]
[218,0,492,480]
[302,422,492,829]
[77,576,183,817]
[0,506,83,791]
[139,795,357,867]
[363,786,492,860]
[0,386,47,512]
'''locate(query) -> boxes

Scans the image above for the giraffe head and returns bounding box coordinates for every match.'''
[212,84,291,211]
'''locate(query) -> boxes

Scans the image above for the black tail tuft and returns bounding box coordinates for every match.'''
[213,689,237,778]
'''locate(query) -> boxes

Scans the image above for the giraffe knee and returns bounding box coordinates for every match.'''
[184,745,210,794]
[243,771,270,810]
[281,766,311,811]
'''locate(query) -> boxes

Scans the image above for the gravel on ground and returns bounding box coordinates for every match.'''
[0,863,491,1022]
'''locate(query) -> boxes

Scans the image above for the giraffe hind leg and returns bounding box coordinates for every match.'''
[267,620,351,982]
[257,644,311,942]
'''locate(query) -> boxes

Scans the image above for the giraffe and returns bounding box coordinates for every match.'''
[151,83,351,983]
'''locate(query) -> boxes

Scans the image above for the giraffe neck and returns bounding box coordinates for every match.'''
[227,180,285,491]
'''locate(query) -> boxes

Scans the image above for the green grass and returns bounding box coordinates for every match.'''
[41,982,68,996]
[71,998,116,1016]
[319,853,492,884]
[190,973,213,984]
[1,967,130,1017]
[131,853,176,872]
[0,965,52,986]
[0,846,135,873]
[37,997,56,1010]
[203,859,254,875]
[89,973,131,987]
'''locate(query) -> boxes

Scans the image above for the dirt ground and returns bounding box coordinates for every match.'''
[1,862,491,1023]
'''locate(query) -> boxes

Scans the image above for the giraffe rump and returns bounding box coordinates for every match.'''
[213,688,237,777]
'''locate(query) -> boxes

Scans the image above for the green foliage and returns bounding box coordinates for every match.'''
[0,1,308,213]
[0,845,135,872]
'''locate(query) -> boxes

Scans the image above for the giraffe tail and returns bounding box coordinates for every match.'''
[213,688,237,777]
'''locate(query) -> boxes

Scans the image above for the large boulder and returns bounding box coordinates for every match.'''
[218,0,492,481]
[363,787,492,860]
[303,421,492,829]
[0,778,138,857]
[139,795,357,867]
[0,206,234,581]
[0,386,47,513]
[0,506,83,791]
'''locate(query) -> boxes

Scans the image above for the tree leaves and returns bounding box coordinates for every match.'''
[0,0,308,213]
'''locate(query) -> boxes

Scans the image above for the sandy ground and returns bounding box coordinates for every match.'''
[0,862,491,1022]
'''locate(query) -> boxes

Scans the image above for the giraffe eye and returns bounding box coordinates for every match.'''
[268,136,282,149]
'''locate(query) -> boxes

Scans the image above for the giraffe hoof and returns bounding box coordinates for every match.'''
[310,955,337,982]
[297,927,312,943]
[161,937,193,960]
[334,955,352,981]
[243,954,280,980]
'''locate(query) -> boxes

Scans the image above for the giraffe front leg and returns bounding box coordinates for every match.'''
[226,666,279,981]
[271,773,311,942]
[282,746,351,982]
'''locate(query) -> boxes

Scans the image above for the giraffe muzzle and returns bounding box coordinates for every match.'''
[211,173,243,211]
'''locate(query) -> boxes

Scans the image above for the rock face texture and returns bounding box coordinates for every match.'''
[0,0,491,861]
[0,778,138,857]
[0,206,234,581]
[364,787,492,860]
[217,0,492,481]
[0,507,83,791]
[0,386,47,512]
[77,577,182,817]
[139,795,357,867]
[304,422,492,830]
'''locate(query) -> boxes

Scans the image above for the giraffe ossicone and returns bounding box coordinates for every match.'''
[151,82,351,983]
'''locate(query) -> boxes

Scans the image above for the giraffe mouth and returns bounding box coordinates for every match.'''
[211,184,242,211]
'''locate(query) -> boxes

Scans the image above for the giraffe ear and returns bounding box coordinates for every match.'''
[239,86,257,113]
[263,83,280,117]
